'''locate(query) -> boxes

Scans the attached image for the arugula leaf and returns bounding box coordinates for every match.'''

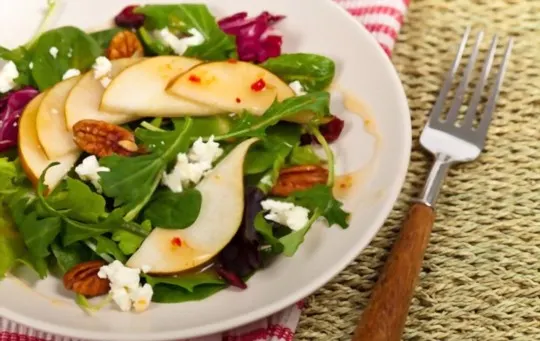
[289,145,322,166]
[0,46,33,87]
[135,4,236,60]
[215,92,330,141]
[62,209,124,246]
[279,210,320,257]
[100,118,193,220]
[143,189,202,229]
[253,212,283,254]
[50,242,95,274]
[290,185,349,228]
[41,178,106,223]
[17,212,62,257]
[90,28,123,51]
[0,205,27,278]
[94,236,127,263]
[262,53,336,92]
[145,271,226,303]
[244,124,301,175]
[112,220,152,255]
[31,26,101,90]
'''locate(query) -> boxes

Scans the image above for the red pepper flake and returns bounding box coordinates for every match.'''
[250,78,266,92]
[171,237,182,247]
[227,59,238,64]
[235,97,241,103]
[188,74,201,83]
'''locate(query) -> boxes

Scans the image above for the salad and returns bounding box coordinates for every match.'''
[0,1,350,313]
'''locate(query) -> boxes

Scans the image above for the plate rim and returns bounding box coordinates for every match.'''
[0,0,412,339]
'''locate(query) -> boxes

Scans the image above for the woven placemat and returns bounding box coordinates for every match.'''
[296,0,540,340]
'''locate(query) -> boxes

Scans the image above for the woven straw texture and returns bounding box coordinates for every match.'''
[296,0,540,340]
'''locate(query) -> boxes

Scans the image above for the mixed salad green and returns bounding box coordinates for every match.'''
[0,1,349,312]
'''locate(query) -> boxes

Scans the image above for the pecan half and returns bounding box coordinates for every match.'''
[106,30,144,60]
[270,165,329,197]
[63,260,110,297]
[73,119,139,157]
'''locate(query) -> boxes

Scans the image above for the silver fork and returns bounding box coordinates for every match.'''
[352,29,513,341]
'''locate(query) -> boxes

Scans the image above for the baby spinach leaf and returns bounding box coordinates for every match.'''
[262,53,336,92]
[90,28,123,51]
[143,189,202,229]
[0,205,27,278]
[137,27,172,55]
[215,92,330,141]
[112,220,152,255]
[289,145,322,166]
[279,209,320,257]
[100,118,193,220]
[253,213,283,254]
[31,26,101,90]
[94,236,127,263]
[0,46,33,87]
[135,4,236,60]
[50,242,95,274]
[145,271,226,303]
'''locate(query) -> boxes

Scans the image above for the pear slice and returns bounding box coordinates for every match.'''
[19,93,79,189]
[65,58,143,130]
[101,56,222,116]
[36,76,81,159]
[127,138,259,274]
[167,60,295,117]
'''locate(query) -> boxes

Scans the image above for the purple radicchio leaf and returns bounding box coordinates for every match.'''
[0,87,39,152]
[114,5,145,28]
[216,187,266,288]
[218,12,285,63]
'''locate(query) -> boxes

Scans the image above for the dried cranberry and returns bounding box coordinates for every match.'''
[300,116,345,145]
[114,5,145,28]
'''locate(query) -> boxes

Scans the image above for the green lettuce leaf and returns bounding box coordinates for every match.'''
[261,53,336,92]
[135,4,236,60]
[145,271,226,303]
[0,205,27,278]
[289,145,322,166]
[50,242,95,274]
[112,220,152,256]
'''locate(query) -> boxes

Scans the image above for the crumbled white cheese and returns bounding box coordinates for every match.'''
[62,68,81,80]
[289,81,307,96]
[98,260,153,313]
[162,153,210,193]
[156,27,205,55]
[261,199,310,231]
[29,62,33,70]
[130,283,153,313]
[162,136,223,192]
[188,136,223,164]
[260,174,273,186]
[74,155,110,192]
[49,46,59,59]
[93,56,112,79]
[0,61,19,93]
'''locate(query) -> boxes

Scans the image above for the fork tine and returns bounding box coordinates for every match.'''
[477,38,514,135]
[428,26,471,124]
[445,31,484,123]
[462,35,498,128]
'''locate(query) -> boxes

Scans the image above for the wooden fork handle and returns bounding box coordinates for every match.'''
[352,203,436,341]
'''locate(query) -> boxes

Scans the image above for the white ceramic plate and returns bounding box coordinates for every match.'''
[0,0,411,339]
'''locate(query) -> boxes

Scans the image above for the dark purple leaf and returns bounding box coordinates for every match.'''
[0,87,39,152]
[215,265,247,289]
[218,11,285,63]
[115,5,145,28]
[215,187,266,288]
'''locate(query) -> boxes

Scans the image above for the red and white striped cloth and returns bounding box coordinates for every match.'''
[0,0,408,340]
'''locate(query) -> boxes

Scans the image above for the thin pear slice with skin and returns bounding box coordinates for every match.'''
[127,138,259,274]
[167,60,293,116]
[65,58,143,130]
[36,76,81,159]
[19,93,80,190]
[101,56,223,116]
